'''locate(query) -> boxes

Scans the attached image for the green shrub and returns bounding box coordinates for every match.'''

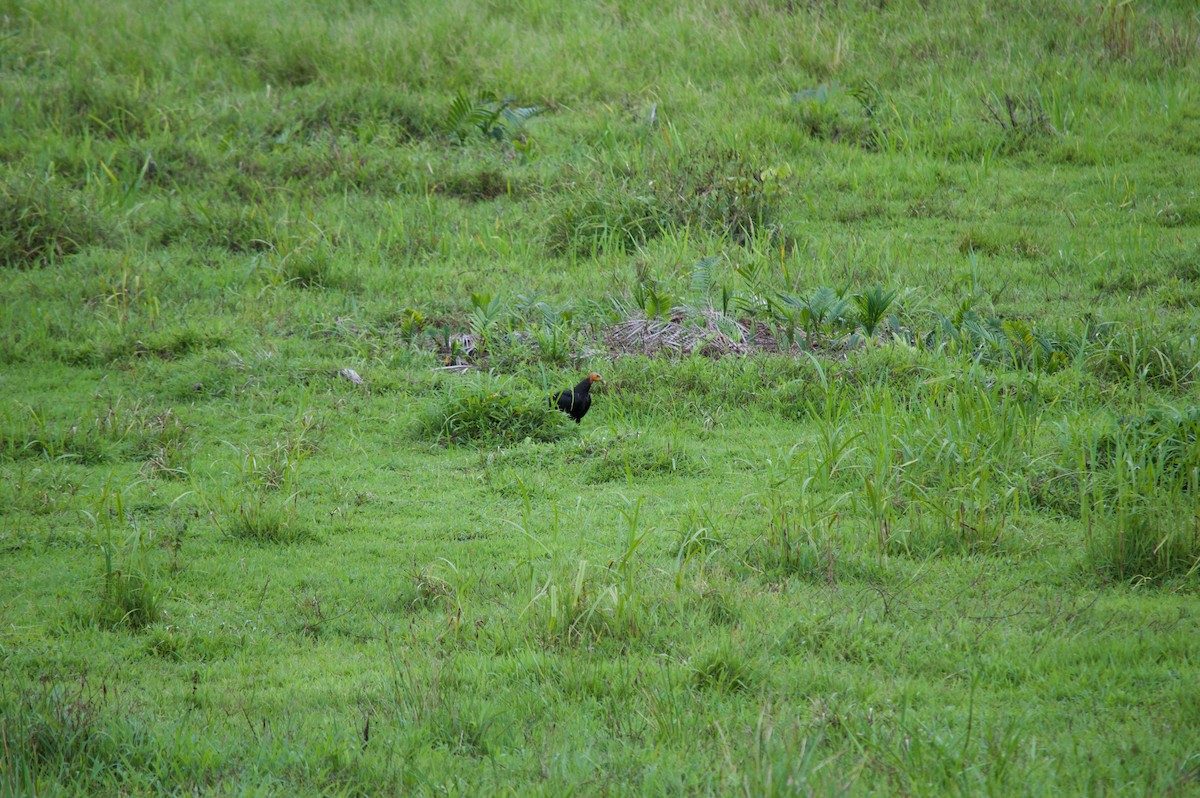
[681,154,791,244]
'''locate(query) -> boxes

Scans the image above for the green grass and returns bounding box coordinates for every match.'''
[2,0,1200,794]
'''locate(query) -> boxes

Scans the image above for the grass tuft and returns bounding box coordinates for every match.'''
[277,243,350,290]
[224,496,308,544]
[585,439,701,484]
[1092,505,1200,585]
[957,227,1044,259]
[692,640,758,693]
[544,186,668,257]
[87,541,166,631]
[0,174,109,268]
[0,678,120,790]
[418,375,572,445]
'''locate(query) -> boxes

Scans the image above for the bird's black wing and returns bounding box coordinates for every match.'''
[568,390,590,421]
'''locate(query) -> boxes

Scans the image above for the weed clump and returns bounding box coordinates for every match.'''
[544,149,792,256]
[1,405,121,465]
[254,84,436,144]
[0,678,127,790]
[418,376,572,445]
[213,410,319,544]
[224,497,308,544]
[525,559,610,645]
[1086,328,1198,391]
[957,227,1044,259]
[434,165,514,201]
[692,640,759,693]
[979,92,1055,144]
[277,243,352,289]
[752,500,844,583]
[1104,406,1200,489]
[544,187,668,257]
[1092,506,1199,585]
[791,83,872,145]
[776,614,887,664]
[585,440,701,484]
[144,623,191,660]
[1084,408,1200,584]
[87,543,165,631]
[157,203,275,253]
[94,567,164,630]
[0,175,109,268]
[136,411,190,480]
[55,77,156,139]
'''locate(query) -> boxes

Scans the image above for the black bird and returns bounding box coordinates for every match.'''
[551,372,605,423]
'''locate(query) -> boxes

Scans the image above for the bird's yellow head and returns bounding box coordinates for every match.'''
[589,372,606,385]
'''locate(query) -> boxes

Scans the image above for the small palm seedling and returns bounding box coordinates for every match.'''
[633,279,675,320]
[397,307,427,342]
[445,92,544,143]
[467,292,512,353]
[853,286,899,337]
[781,286,853,342]
[688,255,722,299]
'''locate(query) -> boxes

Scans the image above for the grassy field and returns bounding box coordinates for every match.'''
[2,0,1200,794]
